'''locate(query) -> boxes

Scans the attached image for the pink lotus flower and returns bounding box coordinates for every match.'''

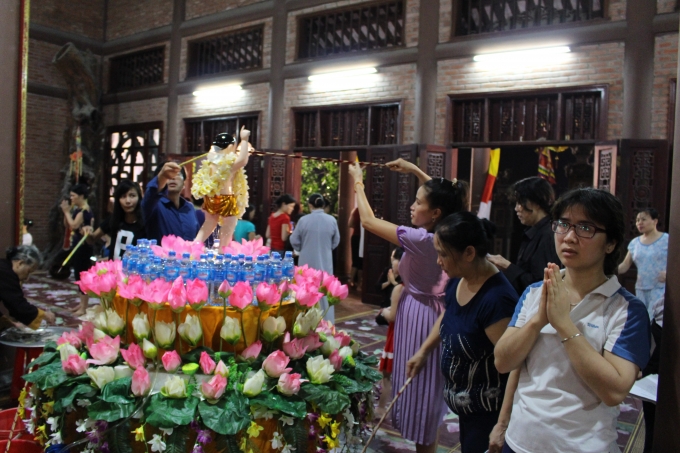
[162,350,182,373]
[186,279,208,310]
[255,282,281,310]
[214,360,229,377]
[201,374,227,400]
[276,373,304,396]
[262,350,292,378]
[120,343,146,370]
[131,367,151,396]
[57,331,82,349]
[294,265,323,286]
[86,335,120,365]
[290,283,323,308]
[298,332,323,353]
[218,280,232,298]
[334,332,351,348]
[168,276,187,312]
[315,319,336,336]
[239,340,262,362]
[228,281,253,311]
[199,351,216,374]
[77,322,95,345]
[117,274,145,305]
[159,235,205,260]
[326,279,348,306]
[77,260,123,299]
[62,354,88,375]
[328,350,342,371]
[282,332,308,360]
[141,279,172,309]
[221,237,269,257]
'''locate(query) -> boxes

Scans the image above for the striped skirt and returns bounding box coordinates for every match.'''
[391,292,447,445]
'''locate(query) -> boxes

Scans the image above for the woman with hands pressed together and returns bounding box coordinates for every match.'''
[349,158,469,453]
[494,188,650,453]
[406,212,517,453]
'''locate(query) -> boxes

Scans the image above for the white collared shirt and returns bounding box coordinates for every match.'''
[505,274,650,453]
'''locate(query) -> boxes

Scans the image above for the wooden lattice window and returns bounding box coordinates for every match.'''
[106,123,162,206]
[449,86,605,144]
[297,0,405,60]
[187,26,264,78]
[109,47,165,92]
[184,114,259,154]
[455,0,604,37]
[294,103,401,148]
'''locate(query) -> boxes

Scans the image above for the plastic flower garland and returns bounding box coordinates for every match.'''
[24,239,380,453]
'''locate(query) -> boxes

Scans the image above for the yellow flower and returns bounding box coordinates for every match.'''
[247,421,264,438]
[42,401,54,415]
[318,413,332,429]
[330,421,340,439]
[36,424,48,443]
[240,437,247,451]
[132,425,145,442]
[325,435,340,449]
[44,388,55,398]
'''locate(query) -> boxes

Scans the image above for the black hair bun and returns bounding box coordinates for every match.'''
[213,133,235,149]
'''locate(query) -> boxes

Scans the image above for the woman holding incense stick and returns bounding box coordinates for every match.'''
[61,183,94,316]
[349,159,469,453]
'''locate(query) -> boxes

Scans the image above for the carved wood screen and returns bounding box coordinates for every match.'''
[454,0,604,37]
[362,145,419,305]
[449,85,606,145]
[105,122,163,209]
[297,0,405,60]
[257,150,297,235]
[293,103,401,149]
[109,47,165,92]
[184,114,259,154]
[594,140,670,291]
[187,25,264,78]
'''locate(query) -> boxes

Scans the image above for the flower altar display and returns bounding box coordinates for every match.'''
[21,237,381,453]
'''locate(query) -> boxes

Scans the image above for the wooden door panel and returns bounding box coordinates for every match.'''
[259,149,297,237]
[361,145,418,305]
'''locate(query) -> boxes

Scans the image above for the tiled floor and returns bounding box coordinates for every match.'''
[4,273,646,452]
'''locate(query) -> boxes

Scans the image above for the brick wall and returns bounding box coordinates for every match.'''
[658,0,677,14]
[285,0,419,64]
[652,33,678,140]
[30,0,105,40]
[179,19,272,82]
[24,94,70,250]
[434,42,626,144]
[439,0,626,40]
[186,0,266,20]
[106,0,173,41]
[175,83,270,153]
[103,98,169,152]
[282,63,417,148]
[28,39,68,89]
[103,42,170,93]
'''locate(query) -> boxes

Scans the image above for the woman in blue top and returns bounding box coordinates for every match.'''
[407,211,518,453]
[233,204,257,243]
[618,207,668,320]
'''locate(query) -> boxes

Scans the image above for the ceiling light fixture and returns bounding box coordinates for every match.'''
[473,46,571,63]
[193,84,243,97]
[308,67,377,82]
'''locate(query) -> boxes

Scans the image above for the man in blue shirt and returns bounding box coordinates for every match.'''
[142,161,200,242]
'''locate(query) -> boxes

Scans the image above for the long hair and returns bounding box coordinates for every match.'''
[109,179,144,238]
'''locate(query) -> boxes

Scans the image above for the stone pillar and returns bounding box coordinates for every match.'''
[267,0,286,149]
[653,21,680,453]
[166,0,185,155]
[0,0,23,249]
[413,0,439,144]
[622,0,655,139]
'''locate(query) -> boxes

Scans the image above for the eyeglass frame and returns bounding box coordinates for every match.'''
[551,219,607,239]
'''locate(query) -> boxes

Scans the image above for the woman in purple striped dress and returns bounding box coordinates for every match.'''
[349,160,469,453]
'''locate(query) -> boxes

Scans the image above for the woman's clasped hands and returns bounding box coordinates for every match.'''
[534,263,577,336]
